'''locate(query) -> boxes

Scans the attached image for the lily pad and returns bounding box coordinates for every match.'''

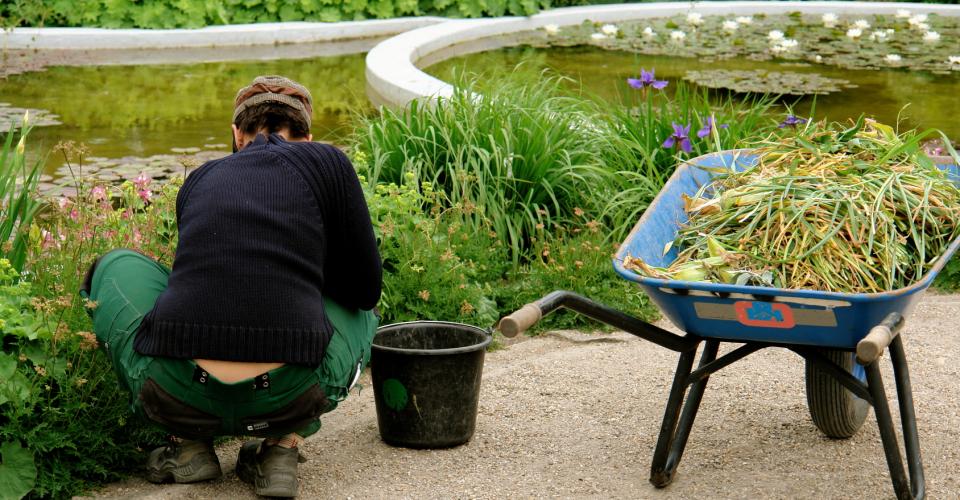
[683,69,856,95]
[0,103,60,130]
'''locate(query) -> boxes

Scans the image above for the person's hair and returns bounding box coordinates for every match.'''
[233,102,310,139]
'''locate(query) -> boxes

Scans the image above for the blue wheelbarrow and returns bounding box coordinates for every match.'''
[499,150,960,500]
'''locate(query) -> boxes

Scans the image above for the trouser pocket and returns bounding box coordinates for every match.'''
[239,384,329,437]
[139,378,222,439]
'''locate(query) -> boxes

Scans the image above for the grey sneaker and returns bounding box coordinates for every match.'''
[145,439,222,484]
[236,440,304,498]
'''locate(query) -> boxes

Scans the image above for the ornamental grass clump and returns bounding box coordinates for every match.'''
[625,118,960,293]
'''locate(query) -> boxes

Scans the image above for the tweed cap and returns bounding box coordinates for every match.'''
[233,75,314,128]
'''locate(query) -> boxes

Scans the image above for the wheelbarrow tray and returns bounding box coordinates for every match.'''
[614,150,960,349]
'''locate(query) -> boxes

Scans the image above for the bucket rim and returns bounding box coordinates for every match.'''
[372,320,492,356]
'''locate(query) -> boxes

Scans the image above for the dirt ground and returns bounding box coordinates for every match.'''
[87,293,960,499]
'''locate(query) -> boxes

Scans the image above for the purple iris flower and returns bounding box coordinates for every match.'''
[627,68,668,90]
[696,116,729,138]
[663,122,693,153]
[778,115,808,128]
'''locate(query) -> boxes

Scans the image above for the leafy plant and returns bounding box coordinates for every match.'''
[0,121,43,272]
[358,76,612,264]
[357,156,504,328]
[596,78,779,239]
[496,219,658,332]
[2,0,550,28]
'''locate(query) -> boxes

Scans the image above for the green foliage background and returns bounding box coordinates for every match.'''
[1,0,549,28]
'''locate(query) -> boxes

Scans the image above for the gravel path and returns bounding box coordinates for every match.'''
[91,294,960,499]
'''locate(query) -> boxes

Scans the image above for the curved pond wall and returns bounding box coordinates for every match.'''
[365,1,960,107]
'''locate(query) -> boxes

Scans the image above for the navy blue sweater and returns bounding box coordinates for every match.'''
[135,134,382,364]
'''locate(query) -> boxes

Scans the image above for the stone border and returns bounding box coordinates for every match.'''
[365,1,960,107]
[1,17,446,50]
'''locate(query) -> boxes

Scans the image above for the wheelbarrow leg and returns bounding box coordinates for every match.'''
[863,335,925,500]
[650,340,719,487]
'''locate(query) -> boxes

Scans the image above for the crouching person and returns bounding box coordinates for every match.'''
[79,76,382,498]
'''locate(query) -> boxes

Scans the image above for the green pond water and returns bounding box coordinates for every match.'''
[426,45,960,141]
[0,53,369,178]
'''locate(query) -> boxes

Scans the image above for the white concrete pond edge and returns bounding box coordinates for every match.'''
[0,17,446,50]
[365,1,960,107]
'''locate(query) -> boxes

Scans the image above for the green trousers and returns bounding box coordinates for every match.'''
[81,249,378,438]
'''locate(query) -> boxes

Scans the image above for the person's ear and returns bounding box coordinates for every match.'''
[307,133,313,142]
[232,124,246,151]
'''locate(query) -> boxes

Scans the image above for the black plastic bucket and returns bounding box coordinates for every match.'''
[371,321,491,448]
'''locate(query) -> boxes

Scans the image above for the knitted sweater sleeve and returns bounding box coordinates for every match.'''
[315,144,383,310]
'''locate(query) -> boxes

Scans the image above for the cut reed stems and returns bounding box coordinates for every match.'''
[625,118,960,293]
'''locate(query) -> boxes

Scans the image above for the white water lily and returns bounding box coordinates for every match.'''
[642,26,656,38]
[686,12,704,26]
[923,31,941,43]
[768,30,784,41]
[822,13,838,28]
[814,55,823,63]
[914,22,930,32]
[896,9,911,19]
[870,30,889,42]
[780,39,799,49]
[601,24,619,36]
[670,30,687,42]
[771,38,799,55]
[853,19,871,30]
[591,32,607,41]
[909,14,928,27]
[735,16,753,25]
[886,28,895,34]
[885,54,902,63]
[722,20,739,32]
[949,56,960,68]
[847,28,863,39]
[543,24,559,35]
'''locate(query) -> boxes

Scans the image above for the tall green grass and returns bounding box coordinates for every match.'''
[1,122,43,272]
[358,76,612,264]
[596,82,780,239]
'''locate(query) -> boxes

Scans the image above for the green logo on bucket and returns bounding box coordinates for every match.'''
[382,378,408,411]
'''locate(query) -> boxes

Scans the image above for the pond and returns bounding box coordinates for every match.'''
[0,52,370,187]
[426,44,960,141]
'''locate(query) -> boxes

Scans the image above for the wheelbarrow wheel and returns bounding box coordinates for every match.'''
[804,350,869,439]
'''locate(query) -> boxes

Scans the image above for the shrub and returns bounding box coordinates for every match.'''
[7,147,179,499]
[358,153,504,328]
[358,77,612,264]
[1,0,550,29]
[496,219,658,332]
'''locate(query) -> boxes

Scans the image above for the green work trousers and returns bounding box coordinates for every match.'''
[80,249,378,439]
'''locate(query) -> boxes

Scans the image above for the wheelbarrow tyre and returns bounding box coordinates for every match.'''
[804,350,870,439]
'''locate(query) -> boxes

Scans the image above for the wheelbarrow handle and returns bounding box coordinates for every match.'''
[498,303,542,338]
[856,312,904,364]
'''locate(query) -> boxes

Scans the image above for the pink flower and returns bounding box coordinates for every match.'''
[133,173,151,190]
[138,189,153,203]
[58,197,70,209]
[70,208,79,221]
[91,185,107,201]
[40,230,56,250]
